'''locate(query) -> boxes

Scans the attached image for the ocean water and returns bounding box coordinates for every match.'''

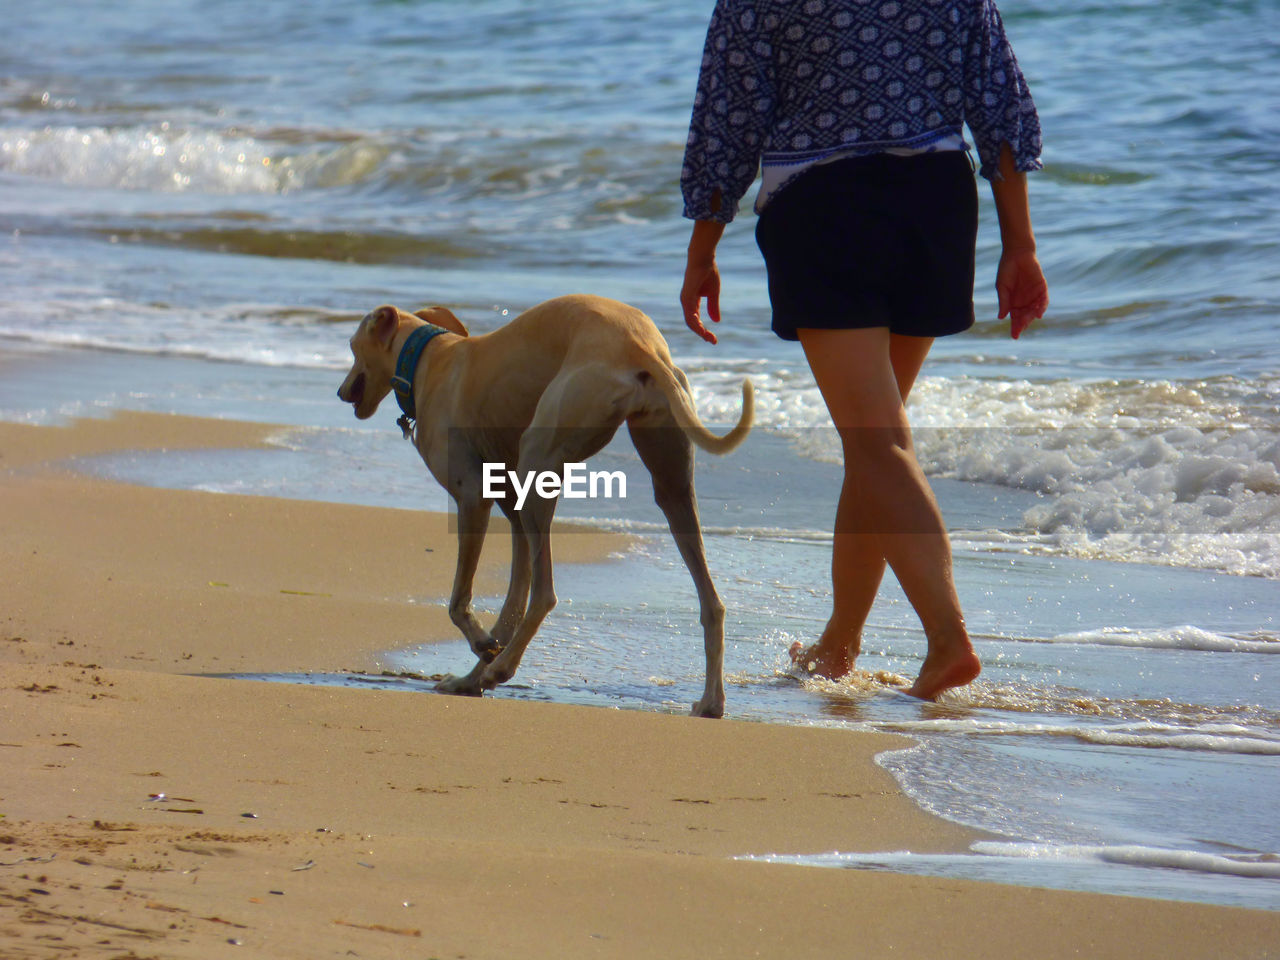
[2,0,1278,910]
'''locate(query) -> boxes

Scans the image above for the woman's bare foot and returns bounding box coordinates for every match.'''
[905,641,981,700]
[789,640,854,680]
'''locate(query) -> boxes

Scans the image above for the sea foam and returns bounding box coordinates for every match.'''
[1048,625,1279,654]
[743,843,1280,881]
[688,367,1280,579]
[968,842,1280,880]
[0,124,385,194]
[870,716,1280,756]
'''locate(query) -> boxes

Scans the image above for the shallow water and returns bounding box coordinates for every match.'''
[3,0,1278,909]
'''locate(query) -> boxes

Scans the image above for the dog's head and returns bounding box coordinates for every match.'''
[337,304,468,420]
[337,305,402,420]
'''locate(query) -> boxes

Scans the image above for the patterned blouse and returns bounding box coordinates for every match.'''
[681,0,1043,222]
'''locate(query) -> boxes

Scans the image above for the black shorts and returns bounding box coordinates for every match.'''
[754,150,978,341]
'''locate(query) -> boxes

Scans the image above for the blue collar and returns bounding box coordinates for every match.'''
[391,322,449,436]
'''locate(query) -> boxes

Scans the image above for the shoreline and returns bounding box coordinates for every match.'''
[3,410,1278,957]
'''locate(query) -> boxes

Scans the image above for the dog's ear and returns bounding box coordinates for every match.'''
[368,305,400,348]
[415,306,468,338]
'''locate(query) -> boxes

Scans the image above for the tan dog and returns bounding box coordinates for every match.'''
[337,294,753,717]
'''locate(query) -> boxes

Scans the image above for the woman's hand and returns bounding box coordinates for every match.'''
[988,144,1047,339]
[681,218,727,345]
[996,248,1048,339]
[681,255,722,344]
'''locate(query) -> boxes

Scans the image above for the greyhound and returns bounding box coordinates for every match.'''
[337,294,753,717]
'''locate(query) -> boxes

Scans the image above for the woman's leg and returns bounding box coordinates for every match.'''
[790,332,935,676]
[792,327,980,699]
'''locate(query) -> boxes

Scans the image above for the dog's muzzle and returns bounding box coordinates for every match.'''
[340,372,366,407]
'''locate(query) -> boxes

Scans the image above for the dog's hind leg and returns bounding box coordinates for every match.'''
[628,417,726,718]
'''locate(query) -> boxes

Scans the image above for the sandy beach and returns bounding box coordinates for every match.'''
[2,410,1277,959]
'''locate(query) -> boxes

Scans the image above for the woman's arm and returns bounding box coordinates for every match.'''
[681,0,775,225]
[990,143,1048,338]
[678,0,775,342]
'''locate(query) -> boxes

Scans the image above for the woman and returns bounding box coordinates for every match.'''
[679,0,1048,699]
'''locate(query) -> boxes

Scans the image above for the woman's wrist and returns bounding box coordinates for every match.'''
[687,218,725,264]
[1001,243,1038,258]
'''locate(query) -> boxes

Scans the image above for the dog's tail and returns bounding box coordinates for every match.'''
[647,362,754,455]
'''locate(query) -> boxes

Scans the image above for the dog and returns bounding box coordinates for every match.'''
[337,294,753,717]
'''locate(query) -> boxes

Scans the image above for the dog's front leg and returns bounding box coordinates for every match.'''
[490,498,532,648]
[436,495,500,698]
[446,496,501,663]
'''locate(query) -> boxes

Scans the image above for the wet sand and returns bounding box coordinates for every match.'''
[2,410,1277,958]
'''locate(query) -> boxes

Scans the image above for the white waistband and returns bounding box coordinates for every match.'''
[755,133,969,213]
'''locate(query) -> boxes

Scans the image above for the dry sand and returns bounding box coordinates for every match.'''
[2,411,1277,959]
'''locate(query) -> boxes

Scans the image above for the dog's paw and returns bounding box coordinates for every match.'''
[481,663,516,689]
[690,698,725,719]
[435,674,484,697]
